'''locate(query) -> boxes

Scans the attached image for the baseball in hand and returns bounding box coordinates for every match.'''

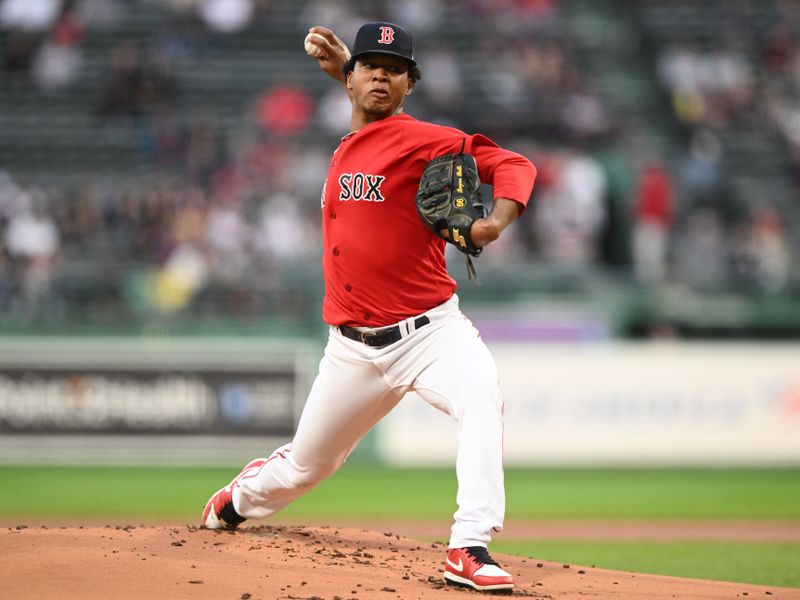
[304,32,326,58]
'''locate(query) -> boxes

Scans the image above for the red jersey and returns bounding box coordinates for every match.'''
[321,113,536,326]
[635,166,673,226]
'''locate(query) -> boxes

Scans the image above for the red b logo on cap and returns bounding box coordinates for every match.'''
[378,26,395,44]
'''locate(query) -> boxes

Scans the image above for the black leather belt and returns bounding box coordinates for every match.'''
[339,316,431,348]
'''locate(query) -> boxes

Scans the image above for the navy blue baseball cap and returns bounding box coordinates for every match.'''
[351,21,416,67]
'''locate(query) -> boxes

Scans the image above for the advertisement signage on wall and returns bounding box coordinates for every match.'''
[377,342,800,466]
[0,338,315,437]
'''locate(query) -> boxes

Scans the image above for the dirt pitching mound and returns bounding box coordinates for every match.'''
[2,524,797,599]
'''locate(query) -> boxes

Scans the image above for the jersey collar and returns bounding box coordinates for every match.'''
[342,113,414,141]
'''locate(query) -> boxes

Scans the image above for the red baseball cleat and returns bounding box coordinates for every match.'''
[443,546,514,593]
[201,458,266,530]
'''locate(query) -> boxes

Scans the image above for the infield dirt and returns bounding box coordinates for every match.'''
[3,524,799,599]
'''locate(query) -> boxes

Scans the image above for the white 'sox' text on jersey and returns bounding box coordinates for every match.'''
[338,173,386,202]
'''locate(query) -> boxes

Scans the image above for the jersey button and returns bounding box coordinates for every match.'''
[363,312,371,321]
[331,212,337,219]
[345,284,352,292]
[332,247,340,256]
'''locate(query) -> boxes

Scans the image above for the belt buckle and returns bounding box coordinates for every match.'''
[359,331,369,344]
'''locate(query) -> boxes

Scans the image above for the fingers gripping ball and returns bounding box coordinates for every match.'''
[304,32,327,58]
[416,152,487,257]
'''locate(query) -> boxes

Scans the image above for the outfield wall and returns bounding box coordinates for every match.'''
[0,338,798,466]
[378,342,800,467]
[0,337,318,465]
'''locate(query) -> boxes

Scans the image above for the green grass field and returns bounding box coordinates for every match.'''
[2,465,799,588]
[493,540,800,588]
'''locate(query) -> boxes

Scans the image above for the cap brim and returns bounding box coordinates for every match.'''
[352,50,416,67]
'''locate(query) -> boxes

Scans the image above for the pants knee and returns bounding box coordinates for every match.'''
[286,460,336,490]
[461,390,503,416]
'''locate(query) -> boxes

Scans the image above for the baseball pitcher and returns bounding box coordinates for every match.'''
[203,21,537,594]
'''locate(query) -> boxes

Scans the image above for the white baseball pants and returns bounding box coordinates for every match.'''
[233,294,505,548]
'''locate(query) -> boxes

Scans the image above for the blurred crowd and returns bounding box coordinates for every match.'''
[0,0,797,323]
[648,0,799,292]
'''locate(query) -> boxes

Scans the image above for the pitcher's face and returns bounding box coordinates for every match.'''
[348,54,413,121]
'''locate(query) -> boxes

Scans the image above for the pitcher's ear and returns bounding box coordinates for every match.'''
[346,71,353,90]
